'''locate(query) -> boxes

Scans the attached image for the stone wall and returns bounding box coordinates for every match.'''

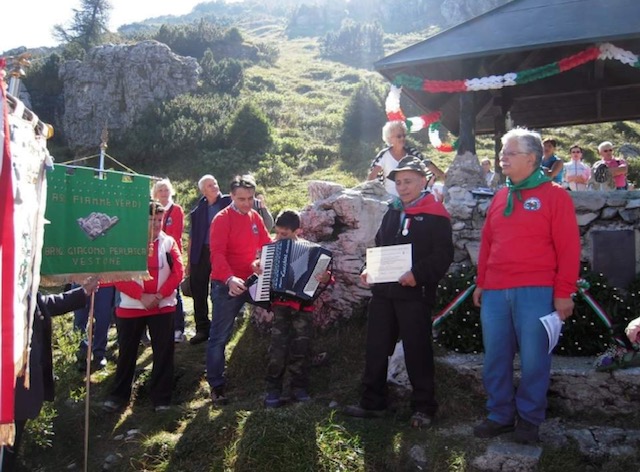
[443,153,640,277]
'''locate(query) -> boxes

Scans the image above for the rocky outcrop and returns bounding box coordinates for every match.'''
[59,41,199,150]
[252,179,392,329]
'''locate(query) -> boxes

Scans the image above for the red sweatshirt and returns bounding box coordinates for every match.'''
[162,202,184,252]
[210,206,272,282]
[477,181,580,298]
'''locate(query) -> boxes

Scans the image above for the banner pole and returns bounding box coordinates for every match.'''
[83,291,95,472]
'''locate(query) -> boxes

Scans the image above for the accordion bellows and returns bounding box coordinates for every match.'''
[250,239,332,302]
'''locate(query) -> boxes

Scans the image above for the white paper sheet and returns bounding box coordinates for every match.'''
[540,311,563,354]
[365,244,412,284]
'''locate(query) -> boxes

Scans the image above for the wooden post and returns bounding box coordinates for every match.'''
[457,92,476,155]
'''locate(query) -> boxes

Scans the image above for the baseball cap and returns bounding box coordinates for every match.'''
[387,156,428,181]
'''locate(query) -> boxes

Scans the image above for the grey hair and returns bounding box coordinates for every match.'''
[198,174,216,192]
[598,141,613,152]
[501,128,543,167]
[382,120,407,146]
[152,178,174,198]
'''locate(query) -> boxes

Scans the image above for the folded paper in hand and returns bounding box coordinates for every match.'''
[540,311,563,354]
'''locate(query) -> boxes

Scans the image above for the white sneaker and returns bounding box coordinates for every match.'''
[174,330,186,343]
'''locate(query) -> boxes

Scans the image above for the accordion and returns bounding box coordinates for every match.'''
[248,239,332,303]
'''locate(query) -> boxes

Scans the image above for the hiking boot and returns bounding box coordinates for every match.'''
[210,387,228,407]
[342,404,385,418]
[292,388,311,403]
[410,411,433,429]
[189,331,209,345]
[514,418,540,444]
[473,419,515,438]
[264,391,282,409]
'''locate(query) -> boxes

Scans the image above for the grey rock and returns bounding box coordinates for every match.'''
[59,41,199,150]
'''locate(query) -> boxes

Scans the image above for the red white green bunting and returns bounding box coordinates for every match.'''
[385,42,640,153]
[392,42,640,94]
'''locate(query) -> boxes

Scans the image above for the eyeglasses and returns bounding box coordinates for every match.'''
[395,134,406,139]
[602,149,613,153]
[499,151,529,158]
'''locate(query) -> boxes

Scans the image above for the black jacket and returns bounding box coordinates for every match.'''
[370,194,453,306]
[14,288,87,420]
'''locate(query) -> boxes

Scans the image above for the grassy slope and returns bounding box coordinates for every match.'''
[21,18,640,472]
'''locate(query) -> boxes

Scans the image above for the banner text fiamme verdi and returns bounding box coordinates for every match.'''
[50,192,142,207]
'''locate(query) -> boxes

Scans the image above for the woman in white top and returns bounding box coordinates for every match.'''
[368,121,444,196]
[563,145,591,191]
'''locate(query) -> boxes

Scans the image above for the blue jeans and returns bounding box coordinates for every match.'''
[74,285,115,359]
[206,281,250,389]
[480,287,554,426]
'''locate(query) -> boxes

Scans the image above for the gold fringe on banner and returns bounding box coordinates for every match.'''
[0,423,16,446]
[39,271,151,287]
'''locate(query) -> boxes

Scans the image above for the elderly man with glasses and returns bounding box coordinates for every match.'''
[206,175,273,407]
[593,141,628,190]
[472,128,580,444]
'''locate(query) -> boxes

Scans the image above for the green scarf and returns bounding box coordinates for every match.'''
[504,169,551,216]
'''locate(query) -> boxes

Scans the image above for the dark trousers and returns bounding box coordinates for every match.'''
[1,419,25,471]
[361,295,438,416]
[266,305,313,392]
[108,312,174,407]
[190,246,212,334]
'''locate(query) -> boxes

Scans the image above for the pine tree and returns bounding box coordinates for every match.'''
[53,0,112,52]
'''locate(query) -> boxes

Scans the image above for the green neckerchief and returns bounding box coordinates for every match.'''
[504,169,551,216]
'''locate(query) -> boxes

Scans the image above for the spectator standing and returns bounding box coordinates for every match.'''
[344,156,453,428]
[102,202,184,413]
[368,120,445,196]
[563,145,591,191]
[206,175,272,407]
[481,158,495,187]
[541,138,564,184]
[594,141,628,190]
[187,175,231,345]
[472,128,580,444]
[153,178,187,343]
[73,284,115,371]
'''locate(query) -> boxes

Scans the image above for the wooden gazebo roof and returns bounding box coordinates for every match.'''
[374,0,640,136]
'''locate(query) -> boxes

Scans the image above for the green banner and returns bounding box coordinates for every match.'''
[41,165,151,282]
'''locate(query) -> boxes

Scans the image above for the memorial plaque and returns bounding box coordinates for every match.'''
[591,230,636,288]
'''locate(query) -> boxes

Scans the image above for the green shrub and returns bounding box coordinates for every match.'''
[433,265,637,356]
[226,102,274,155]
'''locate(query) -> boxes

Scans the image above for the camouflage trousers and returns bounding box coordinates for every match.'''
[266,305,313,392]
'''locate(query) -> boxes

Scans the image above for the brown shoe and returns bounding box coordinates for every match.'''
[210,387,228,407]
[189,331,209,345]
[342,404,385,418]
[473,419,515,438]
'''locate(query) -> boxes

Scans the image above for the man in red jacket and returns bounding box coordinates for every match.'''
[472,128,580,444]
[206,175,272,406]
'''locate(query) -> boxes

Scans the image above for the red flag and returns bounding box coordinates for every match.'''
[0,78,16,426]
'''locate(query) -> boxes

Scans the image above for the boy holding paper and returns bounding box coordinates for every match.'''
[344,156,453,428]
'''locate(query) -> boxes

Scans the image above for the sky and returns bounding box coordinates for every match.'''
[1,0,205,51]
